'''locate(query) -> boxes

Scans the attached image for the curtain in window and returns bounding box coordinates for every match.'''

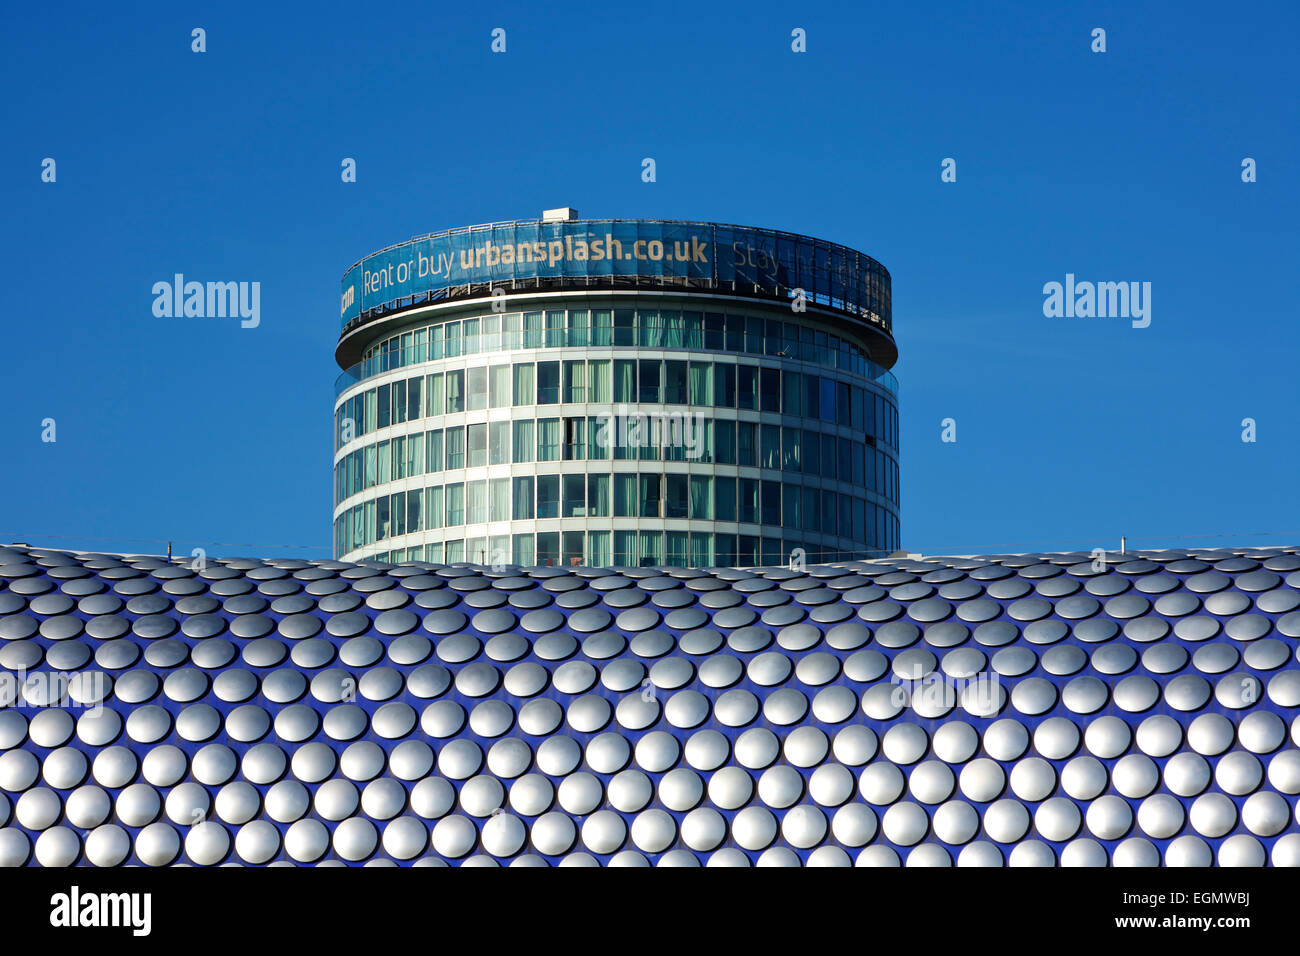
[639,474,660,517]
[638,310,662,348]
[512,421,534,463]
[613,474,637,516]
[425,486,443,529]
[513,363,534,406]
[587,417,610,460]
[663,311,685,348]
[588,360,611,403]
[512,476,534,519]
[467,481,487,524]
[426,430,443,473]
[689,532,713,568]
[523,312,543,349]
[445,370,464,413]
[639,531,664,567]
[587,530,611,567]
[511,533,534,566]
[536,418,561,461]
[688,362,713,406]
[665,531,688,566]
[613,530,636,566]
[445,483,464,526]
[377,441,391,484]
[591,310,611,347]
[445,427,465,469]
[587,473,609,516]
[613,360,635,404]
[690,475,712,519]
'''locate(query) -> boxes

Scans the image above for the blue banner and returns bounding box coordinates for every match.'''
[340,220,890,330]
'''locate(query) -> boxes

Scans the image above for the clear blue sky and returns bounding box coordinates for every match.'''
[2,0,1296,560]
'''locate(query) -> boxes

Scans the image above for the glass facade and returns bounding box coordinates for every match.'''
[334,292,899,567]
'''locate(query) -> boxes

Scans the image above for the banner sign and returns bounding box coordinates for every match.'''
[340,220,890,330]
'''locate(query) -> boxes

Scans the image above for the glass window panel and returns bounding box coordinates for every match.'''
[536,532,559,567]
[376,495,390,540]
[665,531,688,566]
[822,490,837,532]
[744,316,763,353]
[562,530,585,567]
[739,478,759,524]
[536,418,561,462]
[587,530,610,567]
[588,416,610,460]
[690,475,712,519]
[466,481,487,524]
[512,420,534,463]
[391,436,406,479]
[425,373,444,417]
[761,424,781,470]
[377,440,391,484]
[545,310,565,349]
[613,530,636,566]
[688,362,712,406]
[467,366,487,411]
[704,312,725,350]
[783,428,802,472]
[536,474,559,518]
[563,360,587,403]
[737,365,758,410]
[613,474,637,516]
[406,376,422,422]
[782,482,800,528]
[563,417,586,460]
[638,310,662,348]
[713,363,736,408]
[445,427,464,469]
[715,420,736,465]
[536,361,560,404]
[683,312,703,349]
[562,474,586,517]
[760,368,781,413]
[689,532,712,568]
[638,360,661,404]
[489,365,511,408]
[489,421,509,465]
[568,309,589,348]
[513,363,534,406]
[639,531,664,567]
[587,473,610,516]
[512,476,534,519]
[820,377,835,423]
[802,487,818,533]
[588,360,611,404]
[523,312,543,349]
[462,318,480,355]
[803,429,820,476]
[613,360,636,403]
[714,475,736,522]
[663,360,688,405]
[639,473,662,517]
[737,422,756,467]
[377,384,390,429]
[783,372,803,417]
[446,370,464,413]
[664,474,688,518]
[490,478,510,521]
[761,480,781,525]
[445,482,464,526]
[466,423,487,468]
[591,310,612,347]
[426,429,443,473]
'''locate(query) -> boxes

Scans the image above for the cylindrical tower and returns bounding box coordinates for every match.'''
[332,213,899,566]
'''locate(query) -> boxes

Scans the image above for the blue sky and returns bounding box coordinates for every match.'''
[2,0,1296,560]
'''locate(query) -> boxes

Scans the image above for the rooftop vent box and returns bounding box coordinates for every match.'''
[542,207,579,222]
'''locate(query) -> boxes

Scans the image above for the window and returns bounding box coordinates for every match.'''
[715,476,736,522]
[512,477,534,519]
[688,363,712,406]
[665,531,688,566]
[426,373,444,417]
[391,436,406,479]
[588,360,611,403]
[639,474,661,517]
[737,365,758,410]
[613,360,636,403]
[537,361,560,404]
[512,533,534,566]
[744,316,763,353]
[523,312,543,348]
[490,478,510,521]
[377,440,391,484]
[705,313,725,350]
[639,531,664,567]
[714,364,736,408]
[587,473,610,516]
[377,384,390,429]
[425,486,443,529]
[426,429,443,473]
[489,365,511,408]
[638,360,660,404]
[613,474,637,516]
[613,309,635,347]
[760,368,781,413]
[738,422,756,467]
[761,481,780,525]
[588,417,610,460]
[715,420,736,465]
[690,475,712,519]
[587,530,611,567]
[489,422,509,465]
[562,474,586,517]
[376,495,390,540]
[466,481,487,524]
[513,363,534,406]
[664,474,688,518]
[664,360,688,405]
[537,474,559,518]
[467,424,487,468]
[803,429,821,477]
[445,370,464,413]
[761,424,781,470]
[406,376,422,422]
[445,483,464,526]
[563,417,586,460]
[562,530,585,567]
[545,311,565,349]
[783,482,800,529]
[445,427,465,469]
[783,428,802,471]
[613,530,636,566]
[591,310,611,347]
[467,366,488,411]
[803,487,819,533]
[689,532,712,568]
[568,310,589,348]
[563,361,586,403]
[462,318,480,354]
[512,421,534,463]
[537,418,561,461]
[783,372,803,418]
